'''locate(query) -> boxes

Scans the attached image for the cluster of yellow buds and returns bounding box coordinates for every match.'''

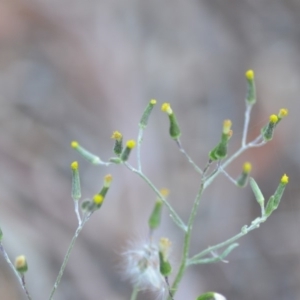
[250,174,289,218]
[81,174,113,212]
[262,108,288,141]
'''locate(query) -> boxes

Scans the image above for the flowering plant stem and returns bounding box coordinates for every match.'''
[130,285,139,300]
[0,243,32,300]
[188,216,267,265]
[127,103,270,299]
[48,216,89,300]
[125,163,187,232]
[169,181,205,297]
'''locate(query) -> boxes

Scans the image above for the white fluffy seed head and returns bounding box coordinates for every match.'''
[122,241,167,298]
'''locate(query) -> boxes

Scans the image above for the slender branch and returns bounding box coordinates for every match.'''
[21,275,33,300]
[204,134,265,189]
[203,146,246,188]
[125,163,187,232]
[189,217,267,262]
[48,220,87,300]
[220,168,237,185]
[137,129,144,172]
[169,182,205,298]
[130,285,139,300]
[74,201,82,225]
[175,140,203,174]
[165,276,174,300]
[242,104,253,147]
[0,243,22,286]
[188,243,239,265]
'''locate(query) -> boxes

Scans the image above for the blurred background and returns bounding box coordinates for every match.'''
[0,0,299,299]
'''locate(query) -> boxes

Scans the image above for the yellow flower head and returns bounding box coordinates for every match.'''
[278,108,288,118]
[15,255,27,269]
[126,140,136,149]
[111,131,122,140]
[281,174,289,184]
[159,237,172,261]
[71,141,79,148]
[269,114,278,123]
[104,174,113,187]
[15,255,28,273]
[223,119,232,134]
[243,162,252,173]
[160,188,170,197]
[93,194,104,205]
[161,103,173,115]
[70,161,79,170]
[150,99,157,105]
[245,70,254,80]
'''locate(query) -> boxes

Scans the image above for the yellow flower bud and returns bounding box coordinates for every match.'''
[278,108,288,118]
[245,69,254,80]
[223,119,232,134]
[126,140,136,149]
[15,255,28,273]
[243,162,252,173]
[281,174,289,184]
[161,103,173,115]
[70,161,79,170]
[104,174,113,187]
[93,194,104,205]
[71,141,79,148]
[160,188,170,197]
[269,114,278,123]
[111,131,122,140]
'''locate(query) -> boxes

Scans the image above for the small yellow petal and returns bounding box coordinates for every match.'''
[160,188,170,197]
[161,103,172,114]
[126,140,136,149]
[245,69,254,80]
[93,194,104,205]
[111,131,122,140]
[269,114,278,123]
[243,162,252,173]
[281,174,289,184]
[70,161,79,170]
[278,108,288,118]
[223,119,232,134]
[71,141,79,148]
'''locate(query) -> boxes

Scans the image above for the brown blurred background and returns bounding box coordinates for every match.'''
[0,0,299,299]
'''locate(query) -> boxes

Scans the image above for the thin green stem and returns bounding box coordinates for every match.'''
[242,104,253,147]
[125,163,187,232]
[169,182,205,298]
[48,221,86,300]
[189,217,267,262]
[21,275,33,300]
[204,147,246,188]
[0,242,32,299]
[130,285,139,300]
[74,200,82,225]
[0,242,22,286]
[137,129,144,172]
[176,140,203,174]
